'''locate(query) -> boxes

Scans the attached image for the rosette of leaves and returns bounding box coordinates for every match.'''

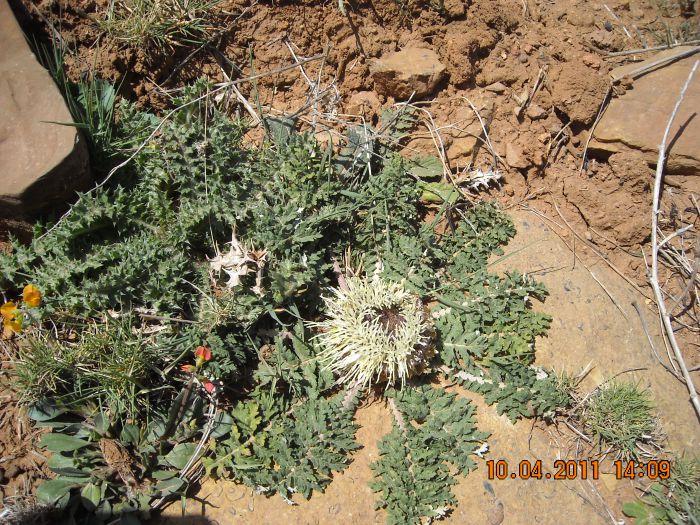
[31,407,203,524]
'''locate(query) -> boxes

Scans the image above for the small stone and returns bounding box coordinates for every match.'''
[344,90,382,117]
[448,136,478,160]
[526,104,548,120]
[443,0,466,18]
[506,142,530,169]
[582,53,602,69]
[518,53,529,64]
[604,20,614,31]
[484,82,507,93]
[370,47,447,100]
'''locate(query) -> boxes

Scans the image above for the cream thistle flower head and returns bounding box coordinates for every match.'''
[313,276,435,389]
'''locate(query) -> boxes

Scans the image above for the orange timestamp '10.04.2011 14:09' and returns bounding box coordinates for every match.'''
[486,459,671,481]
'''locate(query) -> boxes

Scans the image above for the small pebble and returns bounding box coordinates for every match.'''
[484,82,507,94]
[604,20,613,31]
[518,53,528,64]
[526,104,548,120]
[582,53,602,69]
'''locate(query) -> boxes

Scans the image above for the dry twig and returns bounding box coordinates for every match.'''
[649,59,700,421]
[604,40,700,57]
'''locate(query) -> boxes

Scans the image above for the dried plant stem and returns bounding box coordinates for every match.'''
[604,40,700,57]
[631,301,680,378]
[610,47,700,82]
[459,96,504,167]
[649,59,700,421]
[551,201,654,302]
[580,86,612,174]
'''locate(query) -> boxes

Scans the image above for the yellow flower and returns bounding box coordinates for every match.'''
[0,301,17,318]
[1,302,22,333]
[22,284,42,308]
[3,316,22,333]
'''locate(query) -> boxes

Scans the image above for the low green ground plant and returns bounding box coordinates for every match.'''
[1,80,571,524]
[623,456,700,524]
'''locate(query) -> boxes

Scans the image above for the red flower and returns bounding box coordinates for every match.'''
[180,364,195,373]
[194,346,212,362]
[203,381,215,394]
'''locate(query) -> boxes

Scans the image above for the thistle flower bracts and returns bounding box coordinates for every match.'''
[313,276,435,389]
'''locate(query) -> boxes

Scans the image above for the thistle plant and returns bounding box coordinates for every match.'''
[313,276,436,389]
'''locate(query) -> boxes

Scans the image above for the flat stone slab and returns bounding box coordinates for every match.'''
[590,48,700,175]
[0,0,91,217]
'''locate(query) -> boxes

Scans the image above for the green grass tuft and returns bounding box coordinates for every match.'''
[583,380,658,459]
[99,0,222,52]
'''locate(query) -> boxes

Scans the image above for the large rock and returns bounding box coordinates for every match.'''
[0,0,91,218]
[370,47,446,100]
[590,48,700,176]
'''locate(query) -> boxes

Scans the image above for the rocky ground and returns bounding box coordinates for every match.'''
[1,0,699,522]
